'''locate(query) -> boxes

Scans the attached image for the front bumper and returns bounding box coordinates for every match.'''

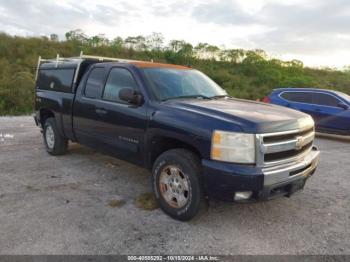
[259,146,319,200]
[202,146,320,202]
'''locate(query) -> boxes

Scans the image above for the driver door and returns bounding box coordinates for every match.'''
[92,67,148,164]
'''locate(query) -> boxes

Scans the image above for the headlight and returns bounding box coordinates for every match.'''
[211,130,255,164]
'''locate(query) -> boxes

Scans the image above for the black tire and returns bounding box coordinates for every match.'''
[43,118,68,155]
[152,149,207,221]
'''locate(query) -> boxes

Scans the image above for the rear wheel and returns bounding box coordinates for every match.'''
[43,118,68,155]
[152,149,206,221]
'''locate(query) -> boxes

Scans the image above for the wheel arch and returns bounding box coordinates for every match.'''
[146,135,203,170]
[39,108,55,127]
[39,108,66,138]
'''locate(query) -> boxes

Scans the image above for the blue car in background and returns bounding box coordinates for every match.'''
[264,88,350,135]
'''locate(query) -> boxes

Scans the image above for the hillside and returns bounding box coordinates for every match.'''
[0,31,349,115]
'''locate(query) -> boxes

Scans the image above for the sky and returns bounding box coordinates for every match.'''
[0,0,349,69]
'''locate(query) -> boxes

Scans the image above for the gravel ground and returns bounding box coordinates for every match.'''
[0,116,349,255]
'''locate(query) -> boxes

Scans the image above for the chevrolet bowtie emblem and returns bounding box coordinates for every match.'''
[295,136,304,150]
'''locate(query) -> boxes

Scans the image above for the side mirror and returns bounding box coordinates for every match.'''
[337,102,349,110]
[119,88,143,105]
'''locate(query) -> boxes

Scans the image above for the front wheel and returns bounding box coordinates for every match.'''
[43,118,68,155]
[152,149,207,221]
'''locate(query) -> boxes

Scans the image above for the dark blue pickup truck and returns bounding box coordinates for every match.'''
[34,54,320,221]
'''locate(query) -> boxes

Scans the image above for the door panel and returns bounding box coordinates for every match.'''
[93,100,147,164]
[73,67,107,148]
[91,67,148,164]
[311,93,348,132]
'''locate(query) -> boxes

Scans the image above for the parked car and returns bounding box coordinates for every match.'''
[263,88,350,135]
[34,54,320,221]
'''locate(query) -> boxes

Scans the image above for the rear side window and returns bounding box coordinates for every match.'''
[281,92,312,103]
[102,68,138,103]
[85,68,105,99]
[312,93,340,107]
[37,69,75,93]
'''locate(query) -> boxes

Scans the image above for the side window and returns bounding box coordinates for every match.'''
[102,68,138,102]
[281,92,312,103]
[85,67,105,99]
[37,69,75,93]
[312,93,340,107]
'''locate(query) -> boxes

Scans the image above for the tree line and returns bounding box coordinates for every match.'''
[0,29,349,115]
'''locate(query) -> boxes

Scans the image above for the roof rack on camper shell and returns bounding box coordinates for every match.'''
[35,52,189,84]
[35,51,139,82]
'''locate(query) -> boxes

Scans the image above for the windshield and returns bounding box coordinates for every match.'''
[141,68,227,101]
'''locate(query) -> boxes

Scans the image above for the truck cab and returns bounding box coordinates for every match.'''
[34,54,320,221]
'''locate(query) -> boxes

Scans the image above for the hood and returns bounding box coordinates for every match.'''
[163,98,314,133]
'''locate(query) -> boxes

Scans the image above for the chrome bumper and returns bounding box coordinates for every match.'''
[262,146,320,187]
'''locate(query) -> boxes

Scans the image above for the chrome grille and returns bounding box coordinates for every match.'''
[256,127,315,167]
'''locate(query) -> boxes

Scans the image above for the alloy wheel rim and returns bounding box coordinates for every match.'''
[159,165,190,208]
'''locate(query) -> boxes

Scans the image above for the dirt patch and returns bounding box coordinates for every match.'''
[135,192,159,211]
[68,143,95,155]
[25,183,80,192]
[108,199,126,208]
[25,185,40,192]
[105,161,120,168]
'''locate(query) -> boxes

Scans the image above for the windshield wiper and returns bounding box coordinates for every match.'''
[161,95,212,101]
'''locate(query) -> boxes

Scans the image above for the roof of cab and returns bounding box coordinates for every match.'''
[129,61,190,70]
